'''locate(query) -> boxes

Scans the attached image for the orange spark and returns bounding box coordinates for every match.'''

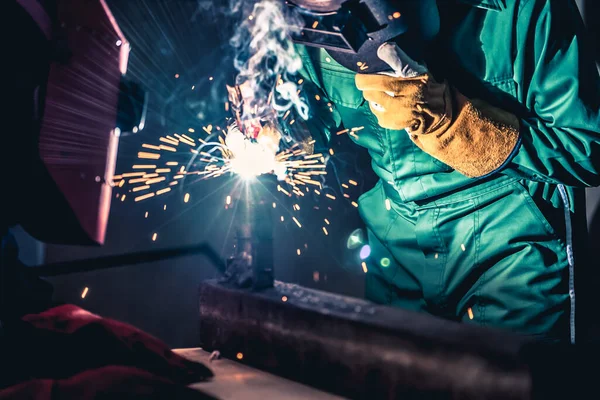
[138,152,160,160]
[132,185,150,192]
[135,193,155,202]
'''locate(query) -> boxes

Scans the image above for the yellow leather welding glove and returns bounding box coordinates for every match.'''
[355,43,521,178]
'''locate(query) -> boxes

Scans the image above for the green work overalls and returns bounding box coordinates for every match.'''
[294,0,600,342]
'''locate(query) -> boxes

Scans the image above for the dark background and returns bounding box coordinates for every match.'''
[11,0,600,348]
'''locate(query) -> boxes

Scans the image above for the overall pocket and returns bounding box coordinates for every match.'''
[513,181,558,238]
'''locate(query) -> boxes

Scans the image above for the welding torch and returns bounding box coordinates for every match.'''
[226,76,282,141]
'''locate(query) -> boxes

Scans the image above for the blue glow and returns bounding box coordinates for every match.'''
[346,229,365,249]
[380,258,391,267]
[359,245,371,259]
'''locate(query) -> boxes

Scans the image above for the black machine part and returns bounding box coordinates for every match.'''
[225,201,274,290]
[288,0,440,72]
[199,280,533,400]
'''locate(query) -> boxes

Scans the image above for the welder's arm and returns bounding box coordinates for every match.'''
[355,45,521,178]
[356,0,600,183]
[499,0,600,187]
[289,77,341,154]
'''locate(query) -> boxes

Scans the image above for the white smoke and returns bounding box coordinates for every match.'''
[230,0,309,121]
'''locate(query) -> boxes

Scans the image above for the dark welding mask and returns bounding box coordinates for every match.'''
[288,0,440,72]
[11,0,147,245]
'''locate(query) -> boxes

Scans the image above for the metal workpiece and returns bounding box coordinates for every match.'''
[224,201,274,290]
[199,280,532,400]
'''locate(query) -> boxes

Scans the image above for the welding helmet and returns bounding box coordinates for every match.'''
[287,0,440,72]
[7,0,147,245]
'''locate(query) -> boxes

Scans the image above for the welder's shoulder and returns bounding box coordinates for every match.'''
[514,0,581,18]
[481,0,572,17]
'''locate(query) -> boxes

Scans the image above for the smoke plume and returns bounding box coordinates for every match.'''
[230,0,309,122]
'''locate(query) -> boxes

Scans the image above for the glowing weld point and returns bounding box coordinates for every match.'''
[81,287,89,299]
[281,216,284,222]
[297,249,301,256]
[322,227,329,235]
[236,353,243,360]
[468,307,474,320]
[352,201,358,208]
[272,202,277,208]
[152,233,158,241]
[281,296,288,302]
[385,199,391,211]
[184,193,190,203]
[226,195,232,205]
[324,218,330,225]
[145,212,148,218]
[116,40,122,46]
[121,195,126,202]
[461,244,466,252]
[361,262,368,273]
[292,217,302,228]
[329,148,334,155]
[175,74,180,79]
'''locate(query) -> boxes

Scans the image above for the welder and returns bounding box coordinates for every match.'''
[289,0,600,342]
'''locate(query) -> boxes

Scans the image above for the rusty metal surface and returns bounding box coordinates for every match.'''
[175,348,345,400]
[199,280,532,400]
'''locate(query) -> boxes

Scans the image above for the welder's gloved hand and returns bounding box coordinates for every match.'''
[1,305,212,388]
[0,366,215,400]
[355,43,521,178]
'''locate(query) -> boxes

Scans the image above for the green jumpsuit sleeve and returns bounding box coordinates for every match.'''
[501,0,600,186]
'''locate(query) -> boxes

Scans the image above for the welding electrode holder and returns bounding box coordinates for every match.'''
[288,0,440,73]
[225,200,274,290]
